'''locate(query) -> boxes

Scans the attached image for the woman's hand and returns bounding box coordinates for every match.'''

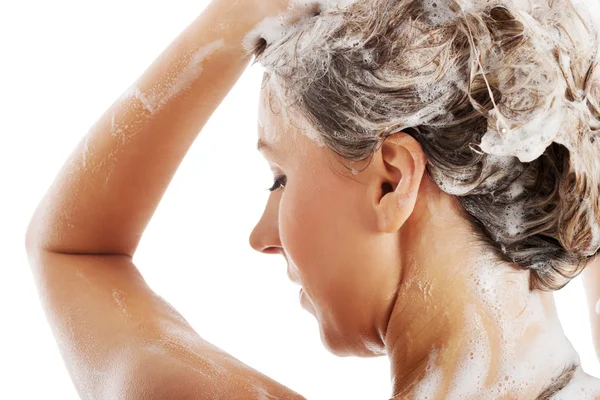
[237,0,326,55]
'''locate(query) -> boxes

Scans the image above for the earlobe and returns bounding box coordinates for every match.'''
[375,133,427,233]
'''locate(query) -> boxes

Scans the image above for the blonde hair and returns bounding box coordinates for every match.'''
[250,0,600,290]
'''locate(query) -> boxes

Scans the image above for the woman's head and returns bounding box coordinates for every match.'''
[248,0,600,355]
[250,80,482,357]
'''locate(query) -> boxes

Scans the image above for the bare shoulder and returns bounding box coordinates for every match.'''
[26,250,306,400]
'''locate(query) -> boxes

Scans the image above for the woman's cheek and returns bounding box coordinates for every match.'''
[278,185,321,288]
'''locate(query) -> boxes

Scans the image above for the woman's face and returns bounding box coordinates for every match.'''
[249,85,404,357]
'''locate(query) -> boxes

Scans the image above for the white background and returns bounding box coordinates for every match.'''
[1,1,599,399]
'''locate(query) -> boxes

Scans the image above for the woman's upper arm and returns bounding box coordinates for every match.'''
[26,249,305,400]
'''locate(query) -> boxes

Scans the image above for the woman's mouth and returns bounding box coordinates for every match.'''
[287,267,302,286]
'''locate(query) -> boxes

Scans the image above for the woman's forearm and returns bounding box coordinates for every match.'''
[26,0,267,256]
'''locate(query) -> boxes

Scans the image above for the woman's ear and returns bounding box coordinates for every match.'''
[372,132,427,233]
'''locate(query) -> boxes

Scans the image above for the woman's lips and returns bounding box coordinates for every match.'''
[287,266,302,286]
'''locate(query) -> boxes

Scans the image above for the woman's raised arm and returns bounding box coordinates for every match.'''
[24,1,308,398]
[24,0,285,256]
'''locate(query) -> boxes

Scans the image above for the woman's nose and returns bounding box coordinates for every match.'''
[249,200,282,254]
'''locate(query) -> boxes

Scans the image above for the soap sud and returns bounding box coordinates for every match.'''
[112,289,131,319]
[411,350,442,399]
[414,63,462,104]
[477,1,600,165]
[503,181,526,201]
[430,153,523,197]
[430,166,480,196]
[242,0,355,56]
[445,307,492,397]
[208,20,231,33]
[120,39,224,115]
[248,0,600,180]
[162,39,224,105]
[75,269,90,284]
[129,86,156,114]
[421,0,460,26]
[475,265,579,396]
[97,38,224,188]
[259,81,303,148]
[481,96,566,163]
[503,203,525,237]
[417,280,434,299]
[81,134,90,169]
[411,261,584,398]
[261,77,328,148]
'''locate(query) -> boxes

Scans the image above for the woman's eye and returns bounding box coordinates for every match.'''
[267,175,286,192]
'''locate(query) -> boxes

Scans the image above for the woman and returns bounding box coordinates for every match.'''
[24,0,600,398]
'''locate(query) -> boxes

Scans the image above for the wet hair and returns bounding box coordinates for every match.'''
[248,0,600,291]
[535,363,578,400]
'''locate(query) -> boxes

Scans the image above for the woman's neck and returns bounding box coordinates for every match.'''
[384,259,580,399]
[381,195,581,398]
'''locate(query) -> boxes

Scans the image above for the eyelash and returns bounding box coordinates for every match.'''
[267,175,286,192]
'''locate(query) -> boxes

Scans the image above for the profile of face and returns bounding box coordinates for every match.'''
[248,83,456,358]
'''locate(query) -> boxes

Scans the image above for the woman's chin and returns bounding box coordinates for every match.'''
[301,295,382,357]
[316,319,381,358]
